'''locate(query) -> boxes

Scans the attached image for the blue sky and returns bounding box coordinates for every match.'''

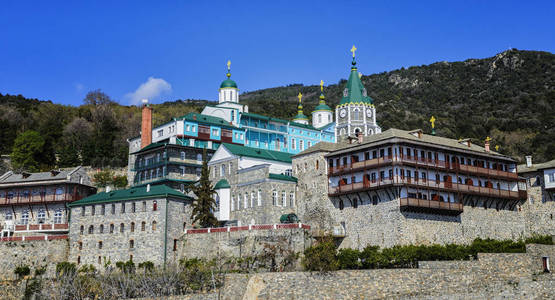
[1,1,554,106]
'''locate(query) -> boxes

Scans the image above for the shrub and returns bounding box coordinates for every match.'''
[34,266,47,277]
[302,236,339,272]
[337,248,361,269]
[360,245,387,269]
[138,261,154,272]
[14,265,30,279]
[56,261,76,277]
[116,259,135,274]
[525,234,554,245]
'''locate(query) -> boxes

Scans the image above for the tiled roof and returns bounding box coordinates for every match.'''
[293,141,342,157]
[180,112,238,129]
[517,159,555,173]
[326,129,515,161]
[214,179,230,189]
[69,185,192,206]
[221,143,292,163]
[268,173,298,183]
[0,166,83,184]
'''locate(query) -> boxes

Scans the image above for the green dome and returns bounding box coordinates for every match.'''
[314,103,332,112]
[293,113,309,121]
[220,78,237,89]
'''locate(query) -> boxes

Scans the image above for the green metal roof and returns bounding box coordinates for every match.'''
[220,78,238,89]
[69,185,192,206]
[214,179,230,189]
[241,112,289,124]
[221,143,292,163]
[133,178,196,188]
[293,113,309,121]
[268,173,298,182]
[180,112,238,129]
[339,59,374,106]
[290,121,317,130]
[130,142,166,155]
[314,104,332,112]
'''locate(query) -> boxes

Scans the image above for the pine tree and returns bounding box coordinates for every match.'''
[190,147,218,228]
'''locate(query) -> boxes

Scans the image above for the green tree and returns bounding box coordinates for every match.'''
[93,170,114,188]
[302,236,339,272]
[190,148,218,228]
[11,131,46,172]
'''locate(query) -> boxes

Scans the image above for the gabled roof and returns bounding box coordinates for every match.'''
[180,112,238,129]
[517,159,555,173]
[325,128,515,161]
[268,173,298,183]
[0,166,87,185]
[69,184,192,206]
[221,143,292,163]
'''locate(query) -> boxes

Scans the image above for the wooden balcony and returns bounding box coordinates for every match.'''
[328,155,518,181]
[400,197,463,215]
[0,194,84,205]
[328,176,526,201]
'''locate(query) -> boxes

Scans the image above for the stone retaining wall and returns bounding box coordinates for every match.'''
[0,239,69,281]
[180,227,311,261]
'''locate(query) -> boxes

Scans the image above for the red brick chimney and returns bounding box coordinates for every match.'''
[141,99,152,149]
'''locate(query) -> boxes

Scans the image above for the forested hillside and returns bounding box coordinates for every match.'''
[0,49,553,171]
[241,49,555,163]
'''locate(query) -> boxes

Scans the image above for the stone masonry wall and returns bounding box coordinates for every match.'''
[293,150,549,249]
[521,171,555,236]
[179,227,311,261]
[0,239,68,280]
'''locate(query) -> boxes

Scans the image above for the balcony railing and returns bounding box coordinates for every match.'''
[0,194,83,205]
[329,176,526,200]
[1,223,69,232]
[400,197,463,215]
[329,155,518,180]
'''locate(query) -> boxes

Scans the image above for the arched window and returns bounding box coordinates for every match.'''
[78,241,82,250]
[21,210,29,225]
[282,191,287,207]
[142,201,146,212]
[120,223,124,233]
[141,221,146,231]
[328,114,331,122]
[244,193,248,208]
[316,160,319,170]
[131,202,136,213]
[251,192,255,208]
[130,222,135,232]
[153,201,158,211]
[80,225,84,235]
[353,109,360,120]
[129,240,134,249]
[289,192,295,207]
[98,241,103,249]
[152,221,157,231]
[110,224,114,234]
[88,225,94,234]
[272,190,277,206]
[99,224,104,233]
[318,114,322,123]
[37,209,46,224]
[257,190,262,206]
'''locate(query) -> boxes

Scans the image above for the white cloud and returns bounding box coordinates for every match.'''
[74,82,85,92]
[125,77,172,105]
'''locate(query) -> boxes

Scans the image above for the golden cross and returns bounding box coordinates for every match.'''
[297,92,302,103]
[495,145,500,151]
[485,136,491,142]
[227,60,231,71]
[429,116,436,128]
[351,45,357,57]
[320,80,324,92]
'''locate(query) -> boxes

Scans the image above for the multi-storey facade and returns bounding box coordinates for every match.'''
[0,166,96,237]
[517,157,555,236]
[68,185,193,267]
[293,129,530,248]
[128,63,336,187]
[209,143,297,225]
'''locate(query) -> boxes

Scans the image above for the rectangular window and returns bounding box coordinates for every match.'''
[157,130,163,137]
[272,190,277,206]
[121,203,125,213]
[282,192,287,207]
[289,192,295,207]
[111,204,115,214]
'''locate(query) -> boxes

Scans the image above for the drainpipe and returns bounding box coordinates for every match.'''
[163,196,169,268]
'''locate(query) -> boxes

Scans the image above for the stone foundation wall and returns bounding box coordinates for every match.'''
[0,239,68,281]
